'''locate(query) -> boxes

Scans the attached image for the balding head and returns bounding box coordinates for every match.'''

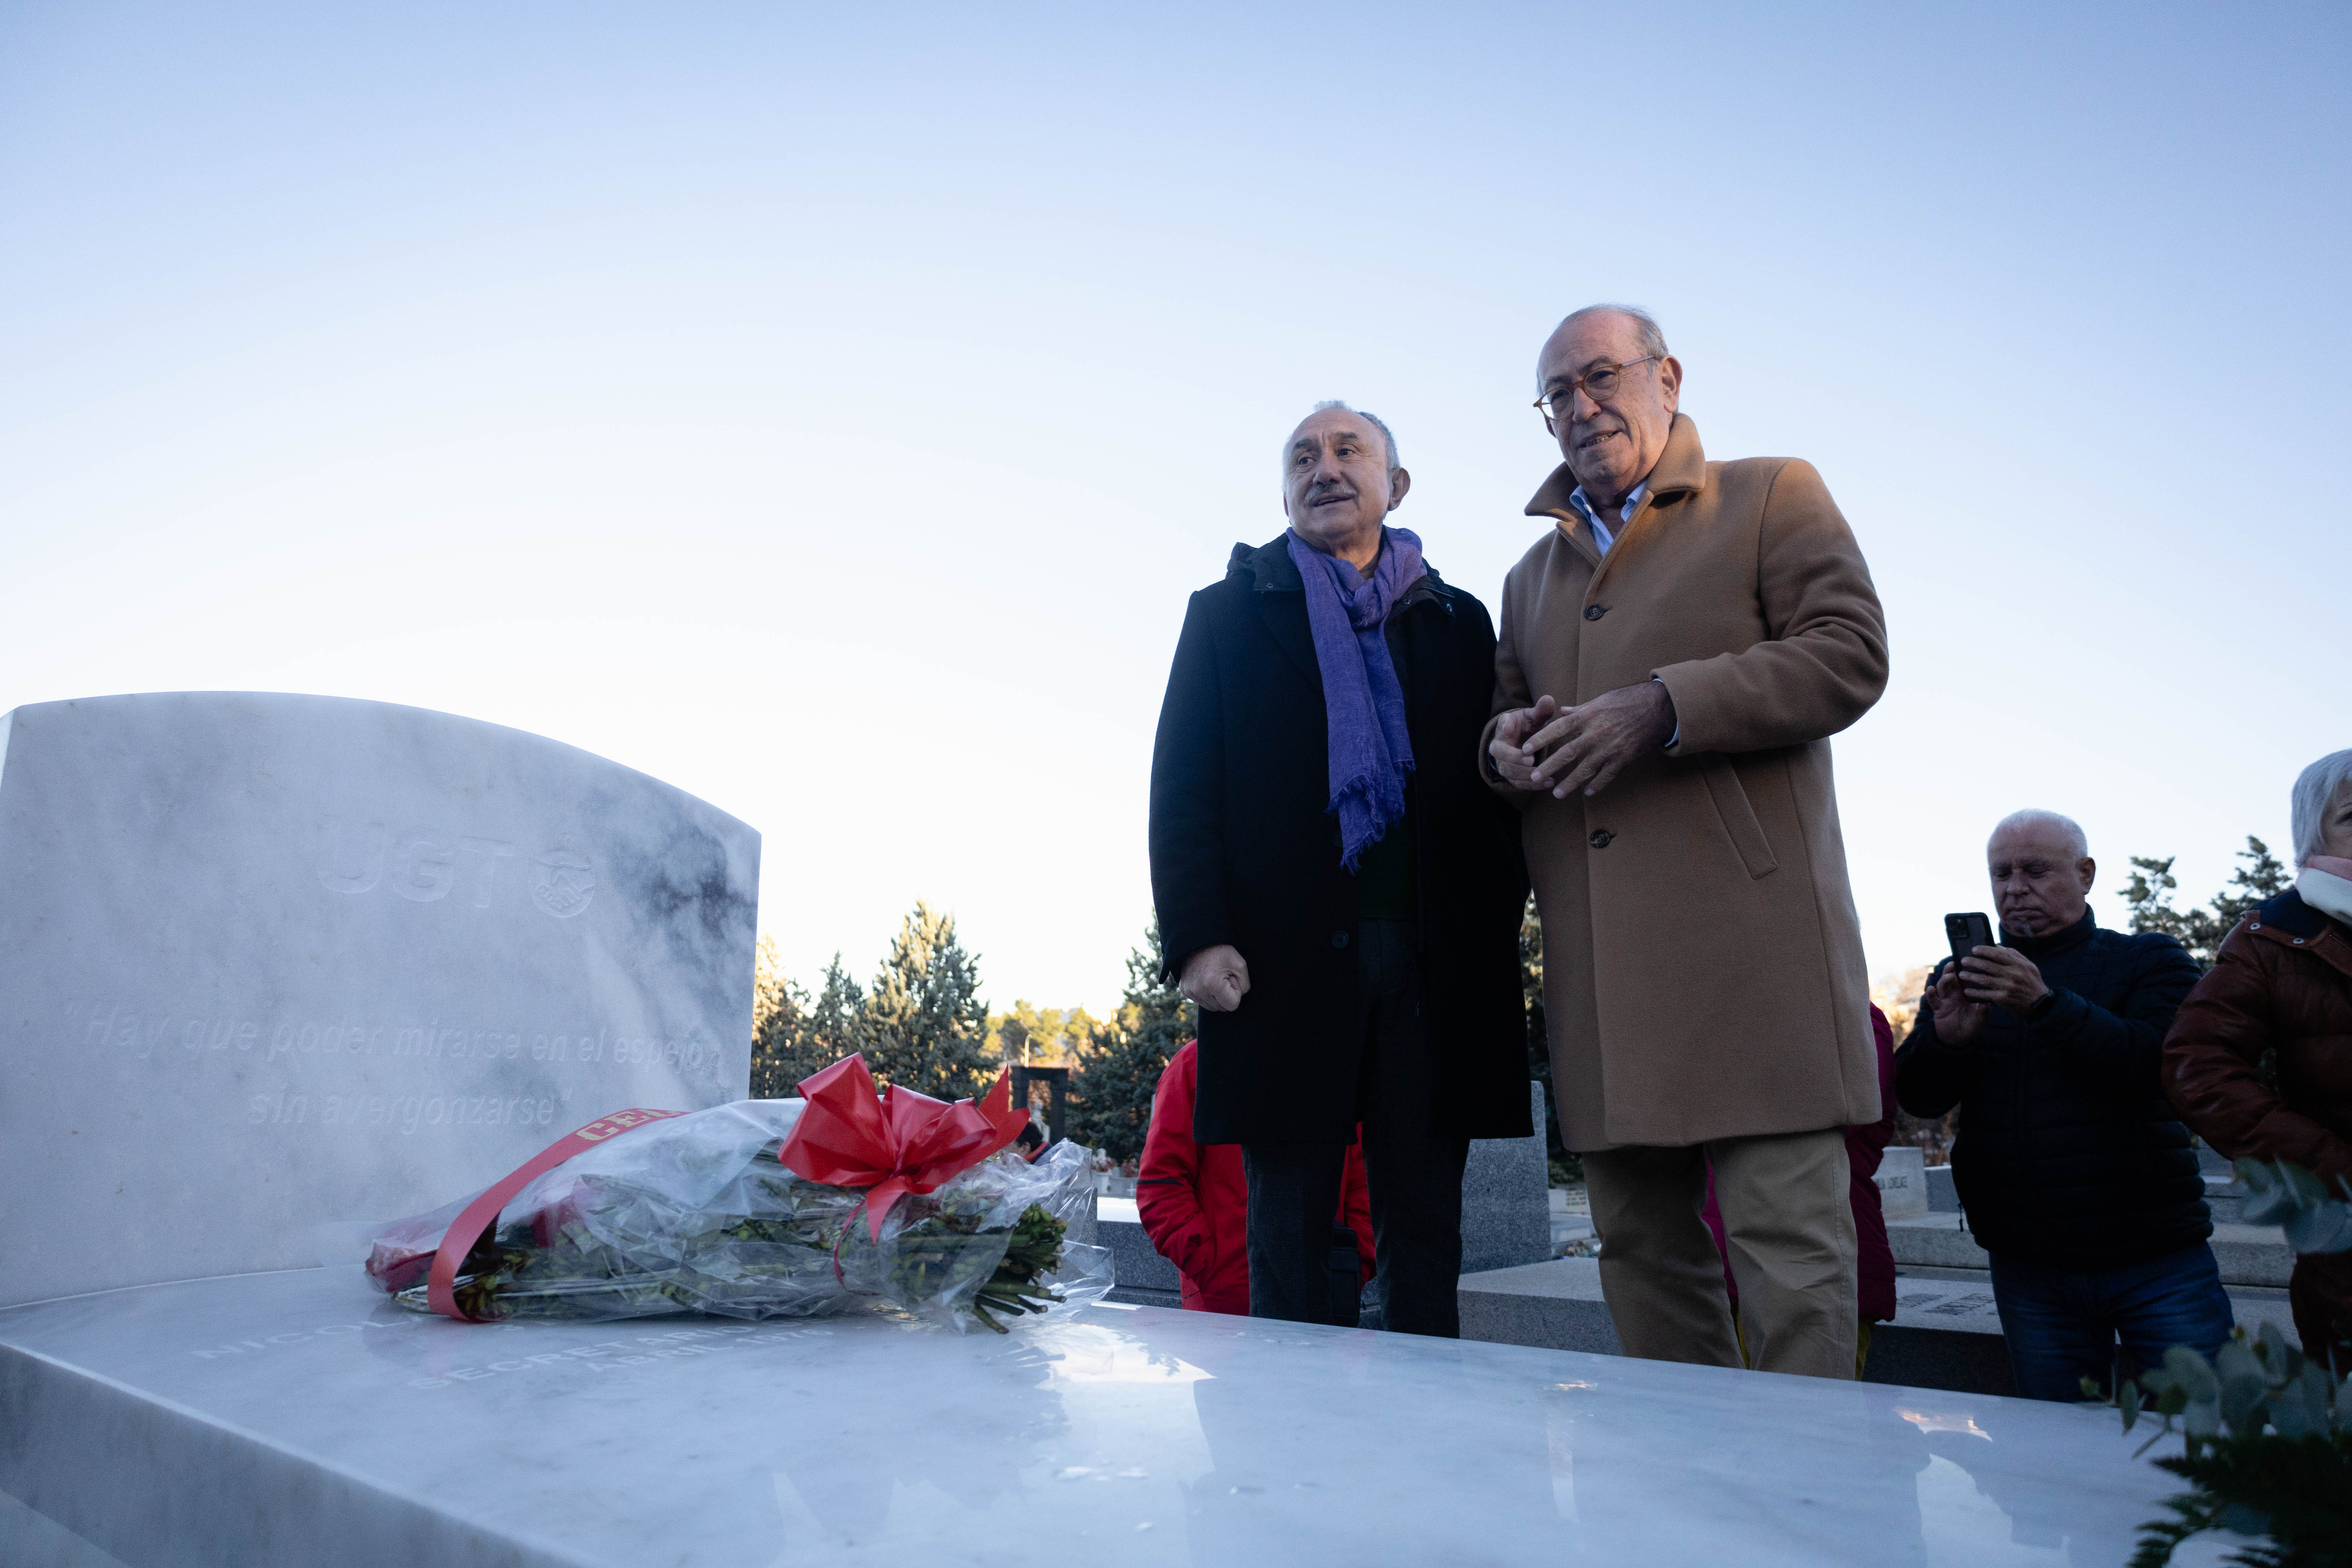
[1986,810,2095,939]
[1990,809,2088,861]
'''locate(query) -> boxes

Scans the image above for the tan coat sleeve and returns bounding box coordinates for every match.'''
[1477,557,1535,805]
[1653,459,1888,757]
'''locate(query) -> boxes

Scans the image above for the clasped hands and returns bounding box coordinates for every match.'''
[1488,682,1676,799]
[1926,948,2052,1044]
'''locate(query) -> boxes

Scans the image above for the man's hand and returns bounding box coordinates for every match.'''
[1523,681,1677,799]
[1487,696,1560,790]
[1925,965,1988,1045]
[1179,944,1251,1014]
[1955,946,2051,1015]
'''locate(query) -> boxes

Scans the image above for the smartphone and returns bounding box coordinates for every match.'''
[1944,911,1994,967]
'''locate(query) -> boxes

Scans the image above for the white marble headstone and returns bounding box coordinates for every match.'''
[0,693,758,1308]
[1874,1145,1929,1220]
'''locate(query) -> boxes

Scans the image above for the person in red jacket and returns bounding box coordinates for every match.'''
[1137,1041,1376,1318]
[1702,1004,1900,1377]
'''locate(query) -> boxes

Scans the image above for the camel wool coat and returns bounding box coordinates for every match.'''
[1483,415,1888,1152]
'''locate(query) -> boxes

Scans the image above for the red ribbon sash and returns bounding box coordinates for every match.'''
[775,1055,1030,1242]
[425,1107,686,1321]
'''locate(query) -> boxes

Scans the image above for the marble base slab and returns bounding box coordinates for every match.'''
[1,1266,2217,1566]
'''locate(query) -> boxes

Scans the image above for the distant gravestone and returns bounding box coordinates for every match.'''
[1874,1146,1929,1220]
[1458,1083,1551,1273]
[0,693,758,1309]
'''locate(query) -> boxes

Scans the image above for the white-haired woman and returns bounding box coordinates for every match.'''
[2164,749,2352,1367]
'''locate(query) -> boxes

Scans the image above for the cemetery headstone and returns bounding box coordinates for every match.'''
[0,693,758,1308]
[1459,1082,1551,1272]
[1874,1145,1929,1219]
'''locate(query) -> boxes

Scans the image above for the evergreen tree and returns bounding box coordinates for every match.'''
[749,940,870,1097]
[860,902,996,1102]
[2125,836,2291,969]
[1068,923,1196,1163]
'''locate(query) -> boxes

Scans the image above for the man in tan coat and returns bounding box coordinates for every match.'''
[1484,305,1888,1379]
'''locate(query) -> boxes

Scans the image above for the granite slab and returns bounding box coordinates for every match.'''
[0,1266,2215,1568]
[1458,1082,1551,1273]
[0,694,759,1308]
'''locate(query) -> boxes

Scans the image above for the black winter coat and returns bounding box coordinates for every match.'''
[1893,909,2211,1269]
[1149,536,1530,1145]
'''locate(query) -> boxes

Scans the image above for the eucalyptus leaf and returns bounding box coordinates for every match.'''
[2165,1344,2220,1403]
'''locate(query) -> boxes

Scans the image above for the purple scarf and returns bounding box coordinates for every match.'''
[1286,526,1426,871]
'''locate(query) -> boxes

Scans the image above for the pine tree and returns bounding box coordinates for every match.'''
[860,902,996,1102]
[749,940,870,1098]
[1067,923,1196,1163]
[2125,836,2291,969]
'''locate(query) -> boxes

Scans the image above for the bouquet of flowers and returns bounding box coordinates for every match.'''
[361,1058,1111,1335]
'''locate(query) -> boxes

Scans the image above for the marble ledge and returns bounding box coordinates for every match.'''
[0,1265,2234,1568]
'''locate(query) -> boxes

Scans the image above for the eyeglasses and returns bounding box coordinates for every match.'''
[1533,355,1662,431]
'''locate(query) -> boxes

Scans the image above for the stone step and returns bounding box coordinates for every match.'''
[1456,1257,2300,1396]
[1883,1212,2292,1287]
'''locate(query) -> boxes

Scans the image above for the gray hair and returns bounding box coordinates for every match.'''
[1989,808,2089,861]
[2290,749,2352,865]
[1307,400,1399,470]
[1559,304,1670,363]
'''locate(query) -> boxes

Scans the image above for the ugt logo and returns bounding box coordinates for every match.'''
[530,848,596,920]
[317,819,595,919]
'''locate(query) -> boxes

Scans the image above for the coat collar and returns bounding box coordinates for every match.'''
[1226,532,1455,692]
[2247,888,2352,977]
[1524,413,1709,539]
[2004,905,2098,960]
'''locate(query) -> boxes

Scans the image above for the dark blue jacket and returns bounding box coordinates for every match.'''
[1894,908,2211,1268]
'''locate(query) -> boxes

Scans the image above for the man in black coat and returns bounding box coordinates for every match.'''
[1149,401,1529,1336]
[1894,808,2228,1399]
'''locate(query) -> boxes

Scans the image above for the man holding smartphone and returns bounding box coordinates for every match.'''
[1893,809,2228,1400]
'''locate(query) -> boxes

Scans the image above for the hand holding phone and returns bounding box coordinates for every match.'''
[1930,912,1997,1045]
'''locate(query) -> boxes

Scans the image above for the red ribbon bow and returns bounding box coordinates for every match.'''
[774,1054,1031,1241]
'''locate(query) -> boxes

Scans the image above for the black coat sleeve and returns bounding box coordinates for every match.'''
[1893,960,1971,1118]
[2035,933,2200,1079]
[1148,592,1233,981]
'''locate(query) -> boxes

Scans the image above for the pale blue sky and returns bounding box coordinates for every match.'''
[3,2,2347,1013]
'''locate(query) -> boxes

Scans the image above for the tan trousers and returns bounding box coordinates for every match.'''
[1583,1127,1857,1380]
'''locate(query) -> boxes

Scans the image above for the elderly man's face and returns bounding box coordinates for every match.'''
[1536,311,1681,507]
[1282,409,1407,565]
[1988,824,2096,939]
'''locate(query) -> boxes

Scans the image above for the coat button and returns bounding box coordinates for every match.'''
[1589,829,1614,848]
[1332,931,1350,949]
[1584,604,1607,621]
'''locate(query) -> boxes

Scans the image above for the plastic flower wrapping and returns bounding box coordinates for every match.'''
[361,1093,1112,1334]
